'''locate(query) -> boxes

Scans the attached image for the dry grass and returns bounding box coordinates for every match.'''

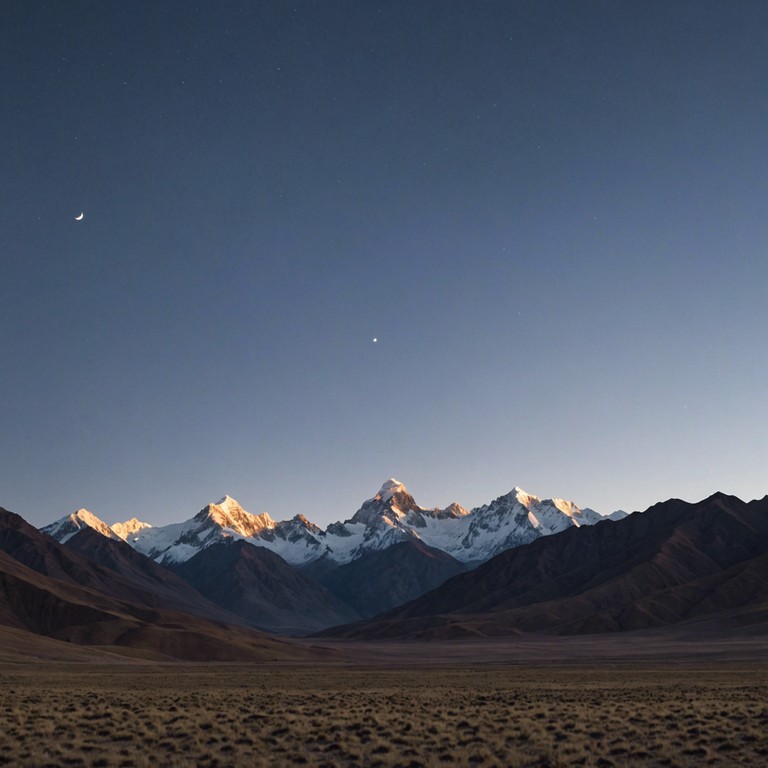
[0,663,766,767]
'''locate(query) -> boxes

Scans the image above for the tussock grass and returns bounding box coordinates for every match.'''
[0,664,765,766]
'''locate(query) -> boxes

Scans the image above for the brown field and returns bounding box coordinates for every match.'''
[1,660,766,767]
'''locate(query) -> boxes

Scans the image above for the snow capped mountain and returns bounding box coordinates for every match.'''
[110,517,152,541]
[123,496,276,564]
[203,495,274,537]
[244,479,471,567]
[255,515,327,565]
[432,487,603,564]
[41,508,120,544]
[39,479,619,569]
[41,508,154,545]
[347,478,469,528]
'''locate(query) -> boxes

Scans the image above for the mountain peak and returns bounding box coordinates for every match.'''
[350,478,420,527]
[40,508,118,544]
[199,496,275,537]
[377,478,408,502]
[73,508,102,525]
[511,486,535,499]
[111,517,152,541]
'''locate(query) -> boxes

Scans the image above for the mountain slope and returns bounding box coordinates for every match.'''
[320,493,768,640]
[63,527,242,625]
[172,539,360,634]
[319,540,467,618]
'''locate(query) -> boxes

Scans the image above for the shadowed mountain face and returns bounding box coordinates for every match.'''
[63,527,241,625]
[320,540,467,618]
[172,539,361,634]
[320,493,768,640]
[0,507,323,662]
[2,509,231,623]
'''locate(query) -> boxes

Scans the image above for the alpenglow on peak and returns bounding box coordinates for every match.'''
[377,478,408,502]
[40,508,119,544]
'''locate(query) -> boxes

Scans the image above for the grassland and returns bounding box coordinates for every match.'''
[0,662,766,767]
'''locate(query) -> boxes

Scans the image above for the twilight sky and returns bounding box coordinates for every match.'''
[3,1,768,529]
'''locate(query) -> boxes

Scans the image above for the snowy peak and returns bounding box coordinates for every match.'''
[41,508,119,544]
[288,514,322,535]
[476,486,536,515]
[426,502,470,520]
[121,496,278,565]
[547,498,602,526]
[376,478,409,503]
[111,517,152,541]
[489,487,598,527]
[511,486,537,506]
[352,478,421,527]
[373,478,418,515]
[257,514,326,559]
[481,486,540,511]
[196,496,275,537]
[266,514,323,540]
[450,486,608,562]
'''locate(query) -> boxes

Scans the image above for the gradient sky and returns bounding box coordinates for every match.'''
[4,1,768,529]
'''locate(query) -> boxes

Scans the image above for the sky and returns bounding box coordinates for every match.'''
[3,1,768,529]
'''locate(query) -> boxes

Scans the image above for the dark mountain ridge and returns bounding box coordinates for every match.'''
[64,527,243,625]
[319,539,467,618]
[172,538,360,634]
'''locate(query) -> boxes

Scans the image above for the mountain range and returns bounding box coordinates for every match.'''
[39,478,616,627]
[42,478,614,568]
[3,479,765,661]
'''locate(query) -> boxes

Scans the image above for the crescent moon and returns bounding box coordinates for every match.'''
[75,212,84,221]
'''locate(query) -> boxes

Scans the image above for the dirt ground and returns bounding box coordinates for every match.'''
[0,662,766,767]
